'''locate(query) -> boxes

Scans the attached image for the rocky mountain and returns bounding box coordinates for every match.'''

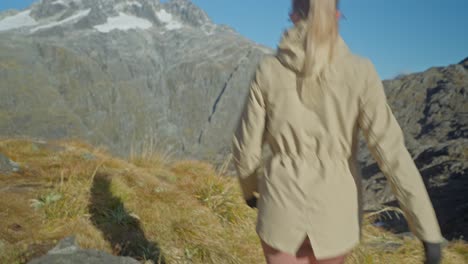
[0,0,269,162]
[359,58,467,240]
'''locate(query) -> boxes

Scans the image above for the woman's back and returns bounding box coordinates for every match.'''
[232,29,378,258]
[232,29,443,261]
[231,0,444,262]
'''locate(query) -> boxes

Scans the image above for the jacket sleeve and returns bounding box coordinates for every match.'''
[231,61,267,200]
[358,60,444,243]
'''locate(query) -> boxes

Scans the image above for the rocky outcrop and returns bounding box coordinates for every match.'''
[28,236,141,264]
[359,58,467,239]
[0,152,20,175]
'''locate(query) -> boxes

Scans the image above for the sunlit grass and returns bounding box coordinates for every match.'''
[0,138,466,264]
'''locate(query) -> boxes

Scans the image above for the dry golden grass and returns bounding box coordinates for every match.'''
[0,138,466,264]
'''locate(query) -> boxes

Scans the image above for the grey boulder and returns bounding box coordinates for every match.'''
[28,236,140,264]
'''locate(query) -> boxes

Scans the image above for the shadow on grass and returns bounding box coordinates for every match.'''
[89,174,165,263]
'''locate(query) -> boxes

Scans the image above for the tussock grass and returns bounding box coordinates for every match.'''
[0,138,466,263]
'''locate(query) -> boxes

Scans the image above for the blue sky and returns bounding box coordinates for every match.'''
[2,0,467,80]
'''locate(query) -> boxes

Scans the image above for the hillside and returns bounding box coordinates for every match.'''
[0,138,467,263]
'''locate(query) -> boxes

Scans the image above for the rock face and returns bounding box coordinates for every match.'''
[28,236,140,264]
[0,0,269,162]
[359,58,467,239]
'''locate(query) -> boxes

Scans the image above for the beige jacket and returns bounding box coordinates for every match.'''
[232,23,444,259]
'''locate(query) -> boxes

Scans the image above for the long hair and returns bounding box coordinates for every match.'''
[291,0,340,109]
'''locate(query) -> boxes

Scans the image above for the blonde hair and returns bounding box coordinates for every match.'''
[303,0,339,78]
[291,0,340,108]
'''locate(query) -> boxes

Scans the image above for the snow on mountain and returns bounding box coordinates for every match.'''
[30,8,90,33]
[128,1,142,8]
[0,0,222,34]
[94,12,153,33]
[0,11,38,32]
[51,0,67,5]
[156,9,183,31]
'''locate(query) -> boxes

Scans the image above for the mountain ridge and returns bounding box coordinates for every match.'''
[0,0,227,36]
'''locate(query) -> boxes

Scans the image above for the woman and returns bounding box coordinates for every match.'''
[231,0,444,263]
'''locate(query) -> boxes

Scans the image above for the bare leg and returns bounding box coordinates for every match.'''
[296,237,315,264]
[261,240,299,264]
[262,238,348,264]
[313,255,347,264]
[296,237,348,264]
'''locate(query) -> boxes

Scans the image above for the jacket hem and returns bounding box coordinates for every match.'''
[257,230,360,260]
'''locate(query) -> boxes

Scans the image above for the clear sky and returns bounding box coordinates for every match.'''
[2,0,467,80]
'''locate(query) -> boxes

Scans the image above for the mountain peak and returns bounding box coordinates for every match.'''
[162,0,212,27]
[0,0,218,34]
